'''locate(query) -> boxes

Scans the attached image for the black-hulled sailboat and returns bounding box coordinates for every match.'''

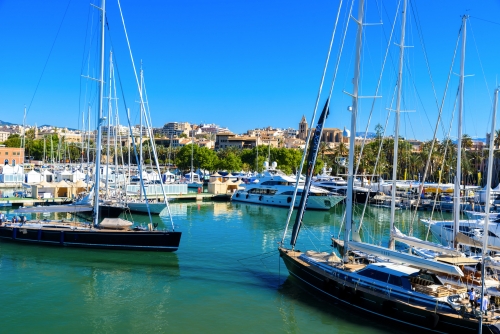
[279,2,499,332]
[0,0,181,252]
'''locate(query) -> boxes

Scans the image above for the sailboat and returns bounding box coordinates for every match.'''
[0,0,181,252]
[185,127,203,189]
[279,3,500,332]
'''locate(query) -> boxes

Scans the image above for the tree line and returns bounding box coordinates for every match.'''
[3,130,500,184]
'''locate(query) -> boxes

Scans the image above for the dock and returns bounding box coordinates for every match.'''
[0,193,233,207]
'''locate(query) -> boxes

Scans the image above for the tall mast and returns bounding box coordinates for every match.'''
[93,0,106,228]
[478,88,498,332]
[344,0,365,257]
[43,136,46,164]
[105,50,113,198]
[453,15,467,247]
[139,61,144,173]
[255,134,259,173]
[389,0,407,250]
[81,108,85,165]
[21,106,26,151]
[191,124,194,176]
[87,104,91,186]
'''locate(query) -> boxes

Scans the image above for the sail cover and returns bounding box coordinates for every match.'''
[290,99,329,246]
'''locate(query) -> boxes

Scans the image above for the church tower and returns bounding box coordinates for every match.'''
[298,115,308,140]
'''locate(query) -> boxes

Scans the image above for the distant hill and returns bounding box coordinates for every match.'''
[355,132,377,138]
[0,120,15,126]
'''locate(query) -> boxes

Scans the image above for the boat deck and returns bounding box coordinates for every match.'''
[281,248,500,325]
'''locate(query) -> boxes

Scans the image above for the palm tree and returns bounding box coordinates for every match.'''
[461,134,473,150]
[494,129,500,149]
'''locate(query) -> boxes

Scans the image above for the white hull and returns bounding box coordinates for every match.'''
[127,202,169,215]
[231,191,343,210]
[423,219,500,250]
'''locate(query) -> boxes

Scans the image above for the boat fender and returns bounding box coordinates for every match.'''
[235,193,240,198]
[287,197,292,203]
[426,313,439,329]
[246,194,249,199]
[259,195,263,201]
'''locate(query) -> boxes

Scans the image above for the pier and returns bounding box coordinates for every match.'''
[0,193,232,207]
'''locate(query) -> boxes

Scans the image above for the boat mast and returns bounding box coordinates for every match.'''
[93,0,106,228]
[255,133,259,173]
[478,88,498,332]
[344,0,365,258]
[87,104,91,168]
[21,106,26,152]
[191,124,194,178]
[453,15,467,248]
[139,63,144,194]
[389,0,407,250]
[81,109,85,166]
[105,50,113,198]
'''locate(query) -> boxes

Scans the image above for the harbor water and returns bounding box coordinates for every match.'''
[0,201,453,333]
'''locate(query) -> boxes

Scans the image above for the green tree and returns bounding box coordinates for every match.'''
[3,134,21,148]
[216,151,241,171]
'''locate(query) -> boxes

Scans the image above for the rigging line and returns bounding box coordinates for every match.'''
[352,0,400,231]
[78,1,93,134]
[408,19,462,233]
[425,89,459,240]
[115,4,172,229]
[468,20,494,110]
[26,0,73,117]
[408,0,439,110]
[281,0,346,245]
[358,83,398,231]
[469,15,500,26]
[110,34,154,229]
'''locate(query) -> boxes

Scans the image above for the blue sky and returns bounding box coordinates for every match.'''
[0,0,499,140]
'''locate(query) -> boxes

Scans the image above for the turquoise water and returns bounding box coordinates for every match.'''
[0,202,450,333]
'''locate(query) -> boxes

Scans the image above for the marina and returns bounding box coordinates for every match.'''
[0,202,447,334]
[2,0,500,332]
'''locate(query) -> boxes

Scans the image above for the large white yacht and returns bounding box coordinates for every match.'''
[312,175,377,203]
[231,162,344,210]
[421,217,500,250]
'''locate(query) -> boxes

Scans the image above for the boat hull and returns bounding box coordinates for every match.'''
[0,226,181,252]
[127,202,167,215]
[232,192,343,210]
[278,248,500,333]
[98,204,127,218]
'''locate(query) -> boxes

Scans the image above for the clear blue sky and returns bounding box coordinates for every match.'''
[0,0,499,140]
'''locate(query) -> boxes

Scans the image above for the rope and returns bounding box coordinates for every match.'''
[26,0,73,118]
[343,0,400,240]
[409,19,463,233]
[281,0,347,245]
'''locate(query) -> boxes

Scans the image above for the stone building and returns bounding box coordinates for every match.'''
[298,116,348,147]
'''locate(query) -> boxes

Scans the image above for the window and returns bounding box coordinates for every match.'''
[388,275,403,287]
[5,152,8,155]
[358,268,389,283]
[12,160,15,166]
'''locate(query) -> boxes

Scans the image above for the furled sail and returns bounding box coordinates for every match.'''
[349,241,464,277]
[392,227,463,257]
[290,99,329,246]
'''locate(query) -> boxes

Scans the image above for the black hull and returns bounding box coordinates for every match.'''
[278,248,500,333]
[0,227,181,252]
[99,205,127,218]
[354,190,377,203]
[334,189,376,203]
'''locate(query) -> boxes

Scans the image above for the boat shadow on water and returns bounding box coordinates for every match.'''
[277,276,410,334]
[0,241,180,276]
